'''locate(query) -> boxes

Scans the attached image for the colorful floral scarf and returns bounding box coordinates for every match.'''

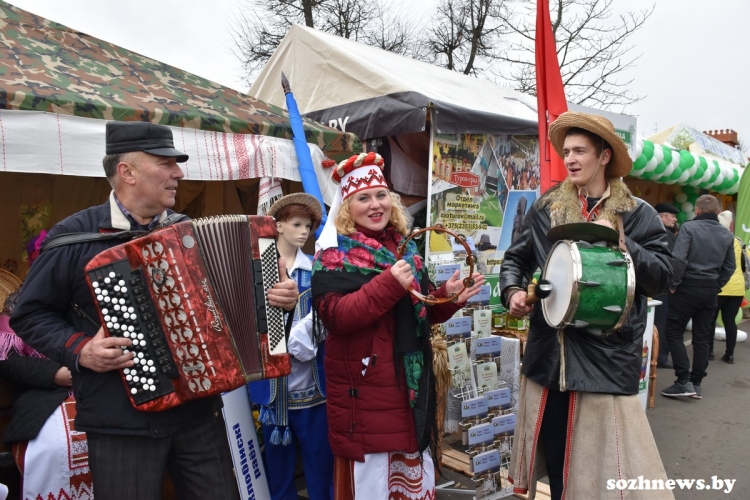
[312,227,437,454]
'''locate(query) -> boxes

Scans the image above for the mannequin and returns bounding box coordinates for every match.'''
[248,193,333,500]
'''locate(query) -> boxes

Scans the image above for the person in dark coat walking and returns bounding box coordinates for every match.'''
[9,122,299,500]
[662,194,735,400]
[653,202,680,368]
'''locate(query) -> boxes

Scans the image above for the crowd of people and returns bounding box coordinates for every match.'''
[0,112,745,500]
[656,197,744,399]
[0,124,484,500]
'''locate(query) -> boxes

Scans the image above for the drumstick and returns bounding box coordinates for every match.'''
[525,279,552,305]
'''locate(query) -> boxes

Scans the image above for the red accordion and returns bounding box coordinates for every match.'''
[84,215,291,412]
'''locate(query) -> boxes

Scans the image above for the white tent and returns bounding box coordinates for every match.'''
[251,25,538,140]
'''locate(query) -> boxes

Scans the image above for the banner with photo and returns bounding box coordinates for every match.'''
[427,133,540,284]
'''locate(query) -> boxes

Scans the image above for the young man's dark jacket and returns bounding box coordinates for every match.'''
[499,179,672,395]
[10,193,217,436]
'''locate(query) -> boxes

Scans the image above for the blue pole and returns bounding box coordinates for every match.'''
[282,72,328,237]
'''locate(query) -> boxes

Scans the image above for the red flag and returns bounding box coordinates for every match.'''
[536,0,568,193]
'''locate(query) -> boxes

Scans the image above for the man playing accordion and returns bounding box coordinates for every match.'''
[10,122,298,500]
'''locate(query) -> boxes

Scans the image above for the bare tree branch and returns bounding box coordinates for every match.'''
[425,0,504,75]
[232,0,423,86]
[494,0,654,110]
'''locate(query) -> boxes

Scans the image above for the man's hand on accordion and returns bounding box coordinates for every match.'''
[267,257,299,311]
[79,327,135,373]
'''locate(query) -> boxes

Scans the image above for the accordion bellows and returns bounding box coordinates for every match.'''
[85,215,291,412]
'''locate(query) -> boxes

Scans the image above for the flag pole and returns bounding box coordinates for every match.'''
[281,72,328,236]
[536,0,568,193]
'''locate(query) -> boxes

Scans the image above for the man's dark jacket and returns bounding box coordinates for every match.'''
[670,213,735,289]
[10,196,217,436]
[500,182,672,395]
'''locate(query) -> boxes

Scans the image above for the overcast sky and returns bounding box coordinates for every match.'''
[9,0,750,152]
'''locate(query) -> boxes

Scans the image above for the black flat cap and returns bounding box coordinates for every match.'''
[654,202,680,214]
[106,122,188,163]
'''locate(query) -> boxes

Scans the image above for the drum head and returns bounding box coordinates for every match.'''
[547,222,619,245]
[542,241,579,327]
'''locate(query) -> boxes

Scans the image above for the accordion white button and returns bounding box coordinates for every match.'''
[149,366,156,373]
[142,383,149,391]
[114,305,120,311]
[133,376,139,383]
[109,272,116,278]
[114,285,121,292]
[147,378,154,384]
[131,388,137,394]
[119,299,126,305]
[147,360,154,366]
[124,368,130,375]
[126,375,132,381]
[92,281,99,288]
[137,333,144,340]
[124,332,130,338]
[97,295,103,302]
[128,307,135,313]
[133,358,140,365]
[128,326,135,332]
[119,280,126,286]
[104,277,111,284]
[101,308,108,315]
[149,384,156,392]
[137,352,144,359]
[121,287,128,293]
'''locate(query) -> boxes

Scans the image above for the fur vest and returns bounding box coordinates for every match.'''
[540,178,636,230]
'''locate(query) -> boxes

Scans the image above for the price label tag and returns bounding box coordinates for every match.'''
[461,395,489,418]
[467,422,494,446]
[472,449,501,474]
[484,388,511,409]
[492,413,516,435]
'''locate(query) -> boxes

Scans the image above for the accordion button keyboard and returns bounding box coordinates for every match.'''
[88,261,178,405]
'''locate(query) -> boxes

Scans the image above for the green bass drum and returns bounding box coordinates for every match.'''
[541,240,636,335]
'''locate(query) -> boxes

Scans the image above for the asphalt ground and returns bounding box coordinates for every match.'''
[647,322,750,499]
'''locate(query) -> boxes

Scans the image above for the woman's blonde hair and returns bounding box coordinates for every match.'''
[335,190,412,237]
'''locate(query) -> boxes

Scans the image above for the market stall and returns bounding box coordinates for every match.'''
[0,1,358,278]
[626,124,745,223]
[252,24,547,498]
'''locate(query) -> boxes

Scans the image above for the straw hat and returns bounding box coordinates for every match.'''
[548,111,632,178]
[0,269,22,308]
[267,192,323,222]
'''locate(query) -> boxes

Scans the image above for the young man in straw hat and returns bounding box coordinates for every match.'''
[500,112,673,499]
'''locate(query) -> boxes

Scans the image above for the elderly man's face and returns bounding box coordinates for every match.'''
[659,212,677,228]
[128,152,184,213]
